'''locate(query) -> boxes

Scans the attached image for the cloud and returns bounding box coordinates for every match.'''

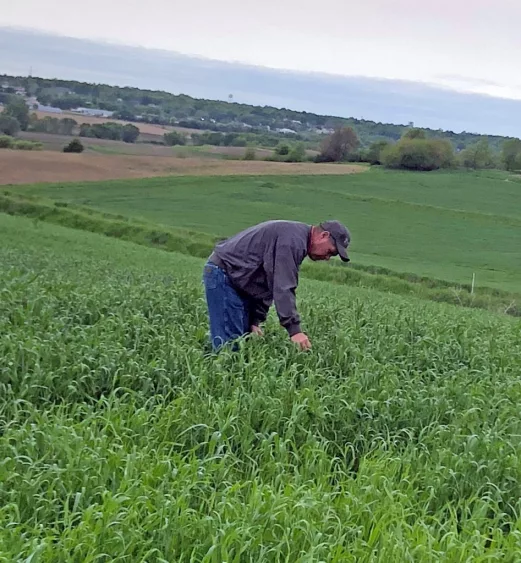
[1,27,521,137]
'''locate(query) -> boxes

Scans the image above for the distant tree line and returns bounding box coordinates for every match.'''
[163,129,305,149]
[1,74,514,150]
[0,96,29,133]
[2,85,521,172]
[79,122,140,143]
[316,126,521,172]
[29,115,77,135]
[0,96,141,143]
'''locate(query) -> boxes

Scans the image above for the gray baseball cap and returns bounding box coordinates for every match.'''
[320,220,351,262]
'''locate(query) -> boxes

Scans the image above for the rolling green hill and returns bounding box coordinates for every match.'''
[2,73,515,149]
[13,168,521,293]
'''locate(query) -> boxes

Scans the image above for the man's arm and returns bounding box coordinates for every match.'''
[250,297,272,327]
[270,239,302,337]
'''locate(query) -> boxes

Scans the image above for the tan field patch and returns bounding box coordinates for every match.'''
[0,150,367,185]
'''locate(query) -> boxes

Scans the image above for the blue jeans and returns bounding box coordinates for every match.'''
[202,261,251,351]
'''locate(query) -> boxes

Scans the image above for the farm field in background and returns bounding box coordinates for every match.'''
[17,132,278,158]
[1,213,521,560]
[17,132,319,160]
[27,109,207,136]
[0,150,365,184]
[18,131,181,155]
[12,167,521,293]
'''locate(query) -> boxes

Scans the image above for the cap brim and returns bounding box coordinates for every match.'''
[336,242,350,262]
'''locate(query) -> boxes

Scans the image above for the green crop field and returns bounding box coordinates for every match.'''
[13,168,521,292]
[2,212,521,561]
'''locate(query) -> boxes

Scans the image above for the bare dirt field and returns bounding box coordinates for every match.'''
[0,150,367,184]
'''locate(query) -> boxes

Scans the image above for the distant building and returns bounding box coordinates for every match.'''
[34,103,63,114]
[315,128,334,135]
[70,107,114,118]
[276,128,297,134]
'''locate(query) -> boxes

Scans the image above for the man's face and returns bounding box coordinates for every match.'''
[309,230,338,261]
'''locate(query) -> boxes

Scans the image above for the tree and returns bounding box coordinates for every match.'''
[90,123,122,140]
[63,138,84,153]
[192,132,223,146]
[164,131,187,146]
[0,114,21,136]
[275,142,290,156]
[3,96,29,130]
[366,140,391,165]
[50,95,87,110]
[243,147,256,160]
[59,118,78,136]
[459,139,496,169]
[25,78,39,97]
[28,112,39,130]
[79,123,92,137]
[113,109,137,121]
[402,127,426,140]
[31,116,60,134]
[122,123,140,143]
[501,139,521,172]
[318,127,359,162]
[221,133,238,146]
[286,143,306,162]
[381,138,454,171]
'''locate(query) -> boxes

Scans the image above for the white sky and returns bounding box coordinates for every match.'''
[2,0,521,99]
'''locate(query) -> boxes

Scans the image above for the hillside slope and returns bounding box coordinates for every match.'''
[13,168,521,292]
[1,214,521,560]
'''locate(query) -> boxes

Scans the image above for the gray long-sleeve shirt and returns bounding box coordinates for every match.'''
[210,220,311,336]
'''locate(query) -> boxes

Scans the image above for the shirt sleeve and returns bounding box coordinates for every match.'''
[267,238,302,336]
[250,296,272,326]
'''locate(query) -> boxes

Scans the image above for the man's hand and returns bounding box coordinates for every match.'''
[251,325,263,336]
[291,332,311,351]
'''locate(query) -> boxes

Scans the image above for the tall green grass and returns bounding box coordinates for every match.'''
[1,214,521,560]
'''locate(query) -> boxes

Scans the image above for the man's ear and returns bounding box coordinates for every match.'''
[322,230,330,240]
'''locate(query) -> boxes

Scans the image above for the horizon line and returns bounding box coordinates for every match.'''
[3,24,521,106]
